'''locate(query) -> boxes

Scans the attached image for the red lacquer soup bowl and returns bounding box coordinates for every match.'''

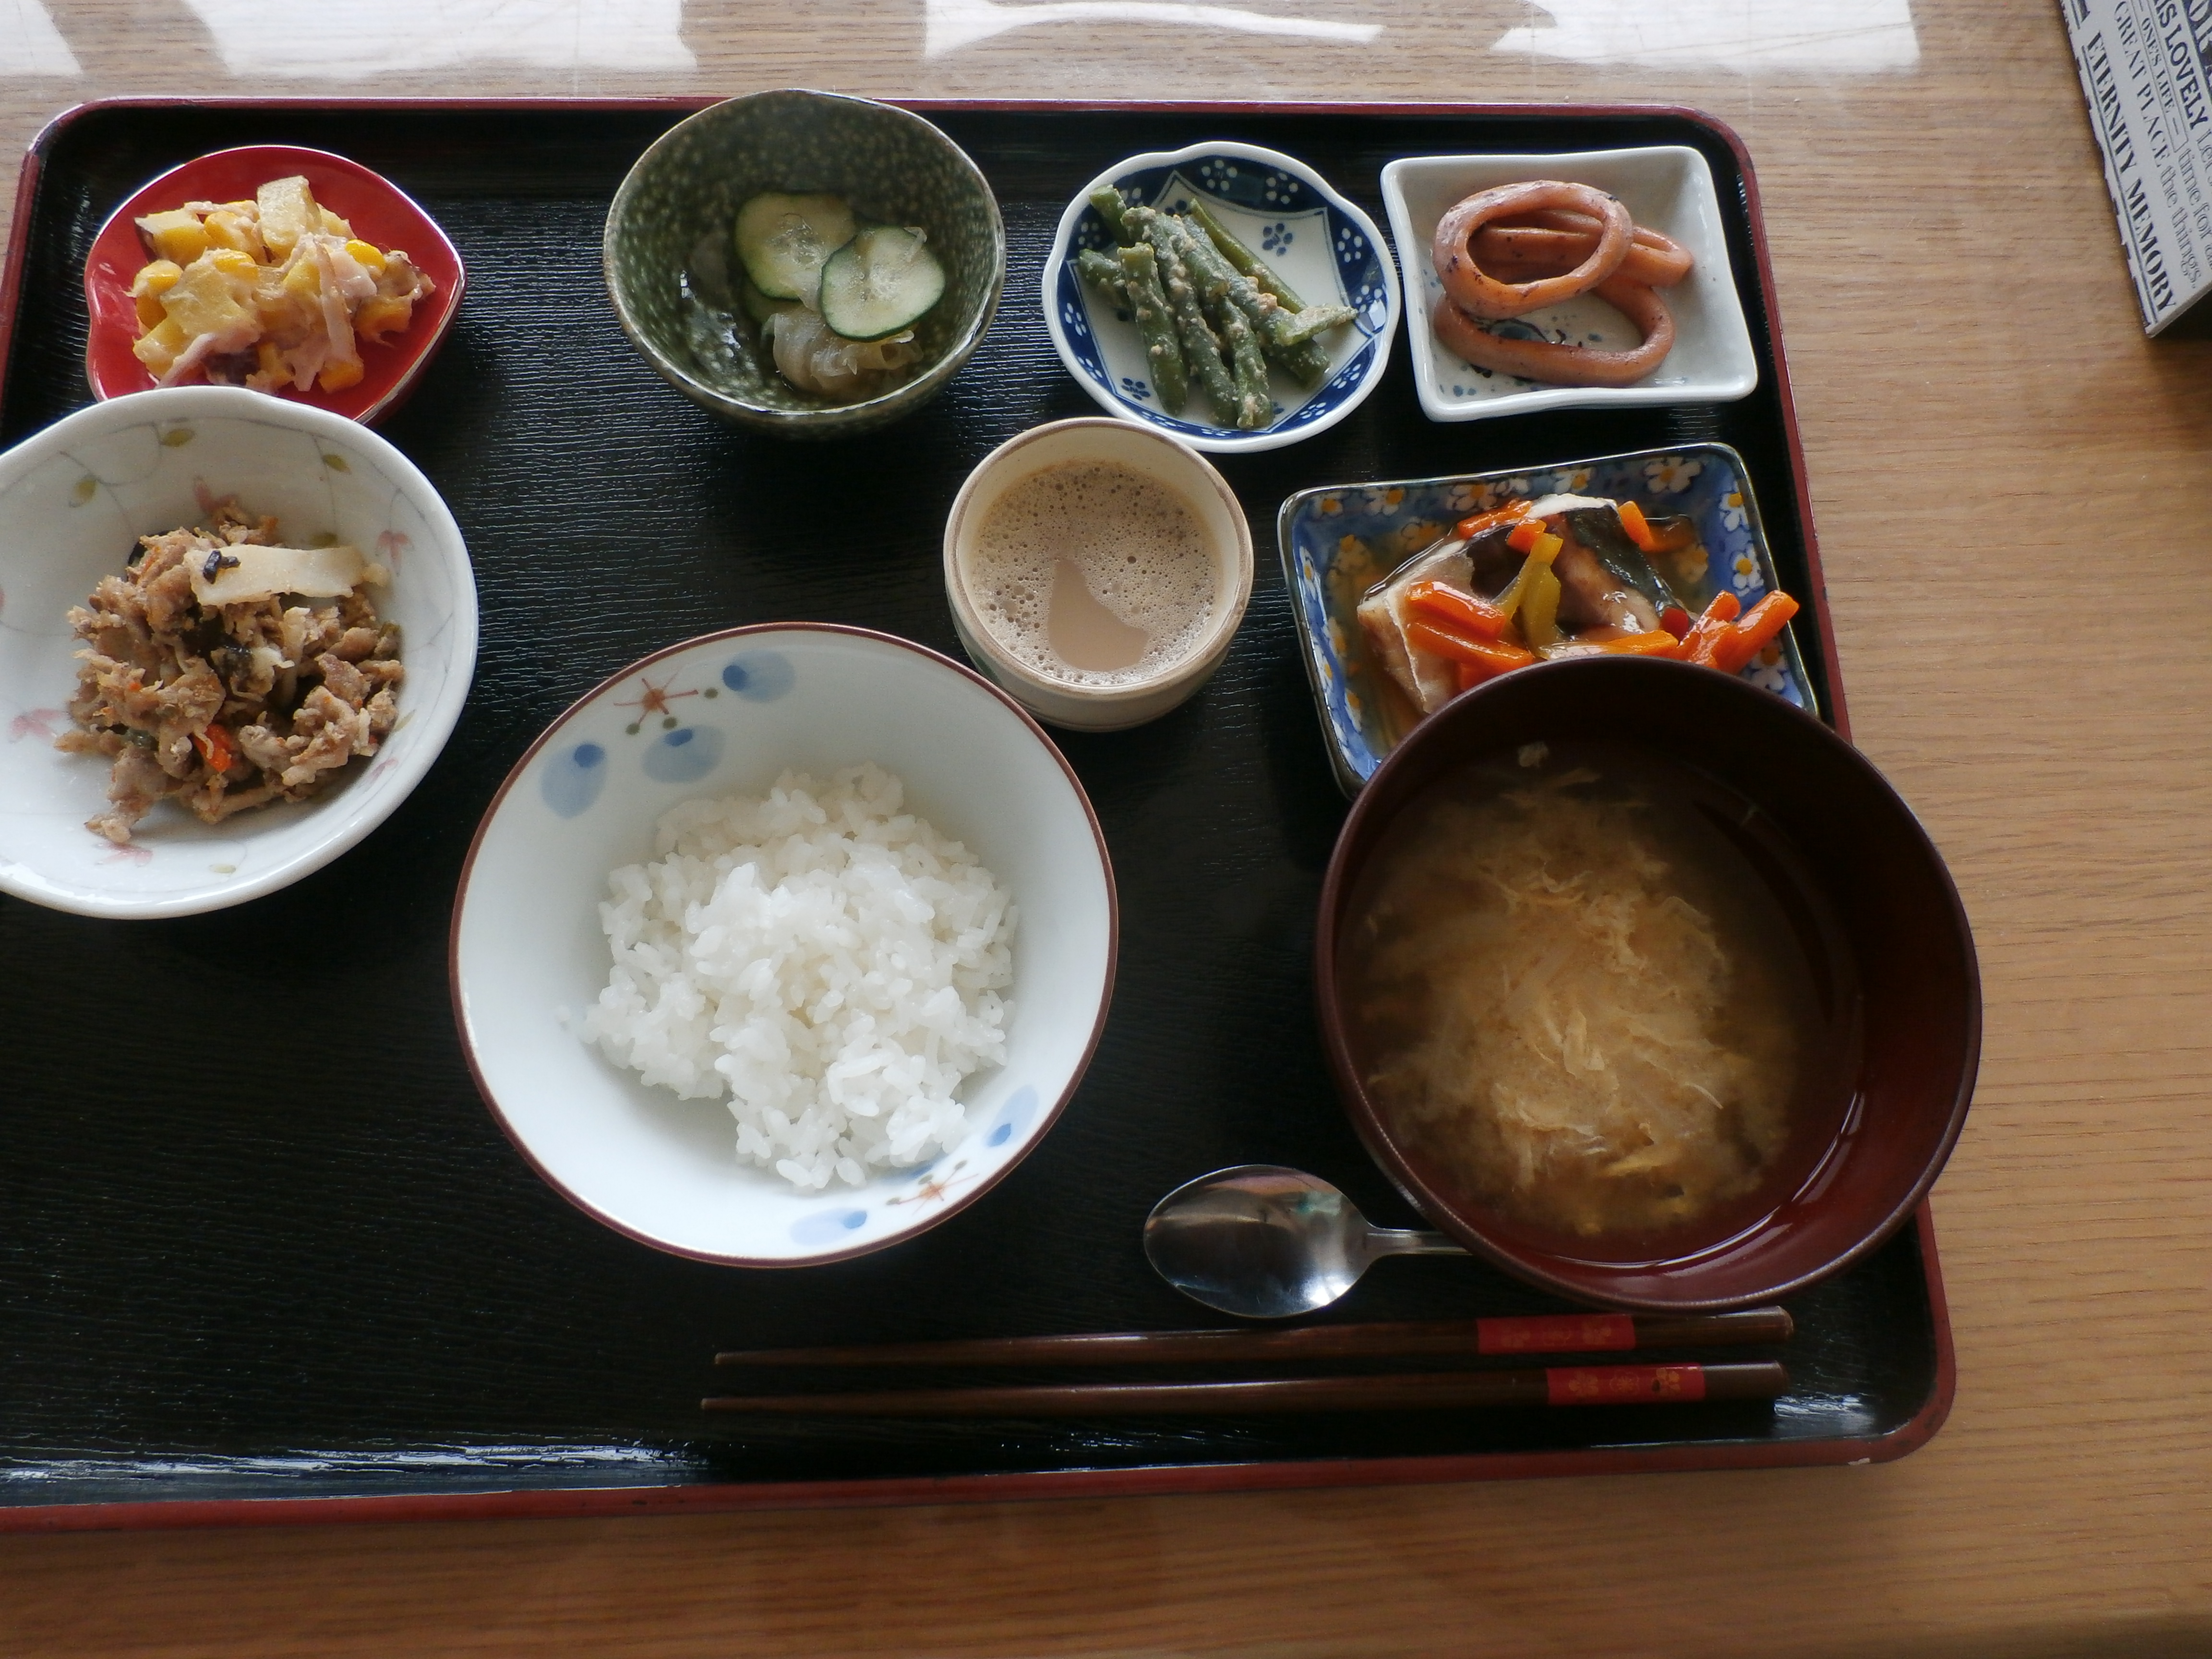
[83,144,464,425]
[1315,655,1980,1312]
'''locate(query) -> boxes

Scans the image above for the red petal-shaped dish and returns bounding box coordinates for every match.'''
[83,144,464,425]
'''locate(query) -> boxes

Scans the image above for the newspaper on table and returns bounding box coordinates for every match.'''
[2062,0,2212,333]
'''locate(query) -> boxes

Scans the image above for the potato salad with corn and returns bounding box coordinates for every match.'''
[127,175,435,395]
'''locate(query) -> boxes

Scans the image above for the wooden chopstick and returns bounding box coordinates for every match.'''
[714,1308,1792,1369]
[701,1361,1788,1416]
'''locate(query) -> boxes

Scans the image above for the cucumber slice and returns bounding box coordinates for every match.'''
[817,225,946,341]
[740,276,800,328]
[733,192,856,302]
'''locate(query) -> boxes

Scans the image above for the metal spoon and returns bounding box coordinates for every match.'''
[1143,1164,1468,1320]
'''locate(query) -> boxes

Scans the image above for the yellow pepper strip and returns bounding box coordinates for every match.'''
[1519,563,1563,651]
[1490,534,1563,625]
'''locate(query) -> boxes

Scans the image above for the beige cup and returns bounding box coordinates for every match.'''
[943,418,1254,732]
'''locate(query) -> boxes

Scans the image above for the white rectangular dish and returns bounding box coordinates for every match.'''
[1381,145,1759,423]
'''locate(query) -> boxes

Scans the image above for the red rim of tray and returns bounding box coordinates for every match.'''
[81,143,465,426]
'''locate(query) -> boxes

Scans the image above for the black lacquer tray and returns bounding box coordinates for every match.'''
[0,99,1952,1530]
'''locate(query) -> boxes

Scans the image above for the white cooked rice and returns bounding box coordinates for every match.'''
[578,763,1016,1190]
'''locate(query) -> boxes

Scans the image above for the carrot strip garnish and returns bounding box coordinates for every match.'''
[1405,615,1537,675]
[1452,502,1532,541]
[1616,500,1659,553]
[1706,592,1800,674]
[191,723,235,772]
[1680,591,1743,666]
[1597,630,1683,657]
[1404,580,1509,639]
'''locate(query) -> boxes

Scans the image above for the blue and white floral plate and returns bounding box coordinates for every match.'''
[452,624,1117,1267]
[1043,141,1400,454]
[1277,443,1816,795]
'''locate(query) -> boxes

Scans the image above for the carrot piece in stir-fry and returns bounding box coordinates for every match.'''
[1597,630,1683,657]
[1677,591,1742,664]
[1616,499,1660,553]
[1404,616,1536,676]
[190,722,235,772]
[1701,592,1801,673]
[1452,502,1532,541]
[1404,580,1511,639]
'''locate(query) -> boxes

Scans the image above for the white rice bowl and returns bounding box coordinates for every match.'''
[451,624,1115,1267]
[580,764,1016,1190]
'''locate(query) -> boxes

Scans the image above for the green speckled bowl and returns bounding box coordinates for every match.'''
[604,91,1006,438]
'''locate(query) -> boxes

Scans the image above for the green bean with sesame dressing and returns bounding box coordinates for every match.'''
[1089,185,1134,243]
[1272,301,1359,346]
[1161,211,1333,390]
[1184,202,1358,342]
[1129,206,1284,427]
[1131,216,1239,422]
[1114,242,1189,414]
[1187,201,1301,305]
[1075,247,1129,297]
[1202,269,1272,429]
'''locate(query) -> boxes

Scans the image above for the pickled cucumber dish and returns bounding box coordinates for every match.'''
[123,175,436,396]
[686,190,947,405]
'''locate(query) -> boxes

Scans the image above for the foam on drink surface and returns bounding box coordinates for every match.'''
[968,460,1217,687]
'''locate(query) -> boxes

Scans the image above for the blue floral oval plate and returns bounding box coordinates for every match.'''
[1277,443,1817,795]
[1043,141,1400,454]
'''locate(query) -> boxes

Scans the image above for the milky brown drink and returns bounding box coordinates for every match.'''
[966,460,1218,687]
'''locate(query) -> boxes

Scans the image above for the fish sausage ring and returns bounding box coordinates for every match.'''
[1431,276,1676,389]
[1474,216,1695,289]
[1432,181,1633,320]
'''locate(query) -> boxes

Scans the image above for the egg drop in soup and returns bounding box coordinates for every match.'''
[1340,742,1859,1258]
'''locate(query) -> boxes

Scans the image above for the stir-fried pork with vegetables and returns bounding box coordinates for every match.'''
[58,499,403,844]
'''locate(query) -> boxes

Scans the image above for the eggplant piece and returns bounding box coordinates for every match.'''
[1558,504,1684,620]
[1462,523,1527,600]
[1551,534,1659,636]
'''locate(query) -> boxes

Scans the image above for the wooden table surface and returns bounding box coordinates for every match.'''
[3,1,2208,1653]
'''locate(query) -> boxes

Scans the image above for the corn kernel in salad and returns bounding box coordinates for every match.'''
[128,175,434,395]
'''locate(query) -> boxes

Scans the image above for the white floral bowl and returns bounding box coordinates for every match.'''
[1043,141,1400,454]
[450,624,1118,1267]
[0,386,477,919]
